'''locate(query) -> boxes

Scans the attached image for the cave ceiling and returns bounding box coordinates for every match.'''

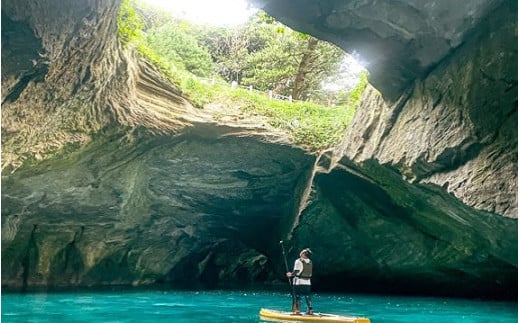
[248,0,507,100]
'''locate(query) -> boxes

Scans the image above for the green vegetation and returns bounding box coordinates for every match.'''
[346,71,369,106]
[144,24,215,77]
[164,76,364,150]
[191,14,346,101]
[117,0,143,45]
[117,0,369,151]
[231,88,359,149]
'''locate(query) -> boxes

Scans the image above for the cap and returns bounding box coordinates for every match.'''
[300,248,312,256]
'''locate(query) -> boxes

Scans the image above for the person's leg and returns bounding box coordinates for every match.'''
[293,285,303,313]
[293,294,301,313]
[302,285,312,314]
[305,295,313,314]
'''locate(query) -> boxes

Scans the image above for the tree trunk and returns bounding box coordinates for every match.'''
[291,36,318,100]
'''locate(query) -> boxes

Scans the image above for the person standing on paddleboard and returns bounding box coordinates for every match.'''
[286,248,313,314]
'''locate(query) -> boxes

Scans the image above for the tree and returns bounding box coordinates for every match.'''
[136,7,353,102]
[133,0,172,31]
[194,26,251,82]
[143,23,215,77]
[237,20,345,101]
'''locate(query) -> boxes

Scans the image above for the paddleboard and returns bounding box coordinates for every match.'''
[259,308,371,323]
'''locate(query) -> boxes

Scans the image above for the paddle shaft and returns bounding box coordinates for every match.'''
[280,240,297,311]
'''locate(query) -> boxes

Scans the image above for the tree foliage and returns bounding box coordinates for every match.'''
[195,26,251,81]
[124,2,363,104]
[143,23,215,77]
[191,14,346,101]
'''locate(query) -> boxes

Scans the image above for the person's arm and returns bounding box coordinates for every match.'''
[286,259,302,277]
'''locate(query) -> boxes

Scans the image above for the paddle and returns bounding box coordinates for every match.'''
[280,240,298,313]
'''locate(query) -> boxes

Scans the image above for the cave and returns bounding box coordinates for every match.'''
[1,0,517,300]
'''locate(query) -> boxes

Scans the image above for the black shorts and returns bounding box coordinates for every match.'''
[294,284,311,296]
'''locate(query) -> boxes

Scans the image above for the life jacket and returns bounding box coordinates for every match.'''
[297,259,312,278]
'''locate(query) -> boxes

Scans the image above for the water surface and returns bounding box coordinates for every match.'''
[1,290,517,322]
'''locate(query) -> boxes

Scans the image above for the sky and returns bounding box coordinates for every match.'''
[141,0,258,26]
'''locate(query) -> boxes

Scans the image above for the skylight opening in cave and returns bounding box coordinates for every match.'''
[141,0,258,26]
[322,52,368,92]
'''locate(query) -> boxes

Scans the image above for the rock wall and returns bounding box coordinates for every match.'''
[282,0,517,298]
[289,159,517,298]
[2,126,315,289]
[1,0,203,172]
[341,2,517,218]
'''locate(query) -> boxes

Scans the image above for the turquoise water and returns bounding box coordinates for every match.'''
[1,289,517,322]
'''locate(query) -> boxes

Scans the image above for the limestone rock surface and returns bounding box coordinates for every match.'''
[340,2,517,218]
[2,127,314,289]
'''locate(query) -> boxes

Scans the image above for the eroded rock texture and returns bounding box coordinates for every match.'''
[2,126,314,288]
[1,0,517,299]
[290,160,516,298]
[261,0,517,298]
[341,2,517,218]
